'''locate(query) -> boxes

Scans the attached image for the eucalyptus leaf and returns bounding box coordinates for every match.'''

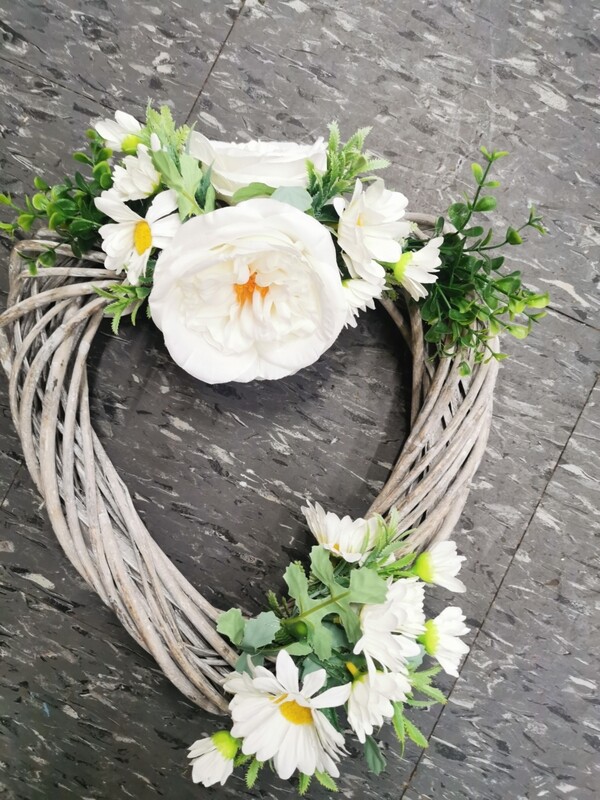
[271,186,313,211]
[231,182,276,203]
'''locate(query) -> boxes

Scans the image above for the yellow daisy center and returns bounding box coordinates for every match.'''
[134,220,152,255]
[275,694,313,726]
[234,271,269,306]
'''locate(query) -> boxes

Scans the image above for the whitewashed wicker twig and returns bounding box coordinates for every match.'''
[0,215,498,714]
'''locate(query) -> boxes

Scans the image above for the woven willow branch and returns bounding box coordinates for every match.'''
[0,215,498,714]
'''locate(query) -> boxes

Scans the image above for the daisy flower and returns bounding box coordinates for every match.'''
[414,540,466,593]
[419,606,470,677]
[94,110,143,153]
[224,650,351,780]
[95,189,180,285]
[188,731,238,787]
[391,237,443,301]
[334,179,410,272]
[346,663,410,743]
[342,272,386,328]
[111,144,161,202]
[354,577,426,672]
[302,500,380,564]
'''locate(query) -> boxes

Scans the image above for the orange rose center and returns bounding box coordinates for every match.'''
[234,272,269,306]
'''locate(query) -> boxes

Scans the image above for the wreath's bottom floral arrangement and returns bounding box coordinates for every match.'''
[188,504,468,792]
[0,103,548,794]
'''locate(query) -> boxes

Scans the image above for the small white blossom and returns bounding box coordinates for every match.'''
[342,272,386,328]
[420,606,470,677]
[346,664,410,743]
[111,144,161,202]
[94,110,142,153]
[392,237,443,301]
[225,650,350,780]
[302,501,380,564]
[188,731,238,787]
[414,541,466,593]
[334,178,410,283]
[354,577,426,672]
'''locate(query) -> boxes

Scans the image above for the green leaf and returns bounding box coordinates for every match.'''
[284,641,313,656]
[216,607,246,646]
[231,182,276,203]
[283,562,310,610]
[392,702,406,753]
[314,771,338,791]
[507,323,530,339]
[364,735,387,775]
[471,163,484,183]
[348,566,388,604]
[309,546,336,588]
[17,213,36,232]
[242,611,281,651]
[447,202,470,231]
[458,360,471,377]
[298,773,311,795]
[403,717,429,749]
[245,759,263,789]
[37,249,56,268]
[474,196,497,212]
[463,225,484,238]
[526,292,550,309]
[271,186,313,211]
[73,152,93,166]
[308,623,334,660]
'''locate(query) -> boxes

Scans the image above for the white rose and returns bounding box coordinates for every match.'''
[149,198,348,384]
[187,132,327,199]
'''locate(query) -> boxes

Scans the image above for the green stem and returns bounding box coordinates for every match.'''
[458,159,493,232]
[282,590,351,625]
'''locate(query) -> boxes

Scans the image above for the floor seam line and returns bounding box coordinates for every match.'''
[184,1,248,125]
[0,462,23,506]
[400,374,599,797]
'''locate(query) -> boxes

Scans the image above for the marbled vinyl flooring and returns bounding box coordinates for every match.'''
[0,1,599,798]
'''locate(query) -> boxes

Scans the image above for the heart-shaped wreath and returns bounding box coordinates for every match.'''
[0,108,547,793]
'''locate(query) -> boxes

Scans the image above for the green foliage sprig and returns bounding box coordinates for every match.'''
[308,123,389,219]
[403,148,548,368]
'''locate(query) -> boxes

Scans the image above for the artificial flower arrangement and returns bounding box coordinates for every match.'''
[0,105,548,794]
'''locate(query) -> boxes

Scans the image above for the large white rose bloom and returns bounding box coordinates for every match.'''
[334,178,410,282]
[420,606,470,677]
[149,198,348,384]
[302,500,380,564]
[354,577,426,672]
[188,731,238,787]
[346,664,410,743]
[95,189,181,285]
[225,650,350,780]
[188,132,327,198]
[414,540,466,593]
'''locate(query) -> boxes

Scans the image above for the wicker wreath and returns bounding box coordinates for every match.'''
[0,214,498,716]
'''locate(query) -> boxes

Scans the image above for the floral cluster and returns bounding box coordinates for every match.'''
[188,503,470,793]
[1,105,548,386]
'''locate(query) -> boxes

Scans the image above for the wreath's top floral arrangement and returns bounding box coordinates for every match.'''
[2,106,547,386]
[0,106,548,795]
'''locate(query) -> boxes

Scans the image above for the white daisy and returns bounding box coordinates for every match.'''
[302,500,380,564]
[111,144,161,202]
[94,110,143,153]
[334,178,410,283]
[354,577,426,672]
[188,731,238,787]
[346,663,410,743]
[414,541,466,593]
[420,606,470,677]
[391,237,443,301]
[225,650,350,780]
[94,189,180,284]
[342,272,386,328]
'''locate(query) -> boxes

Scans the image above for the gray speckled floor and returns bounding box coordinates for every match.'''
[0,1,599,798]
